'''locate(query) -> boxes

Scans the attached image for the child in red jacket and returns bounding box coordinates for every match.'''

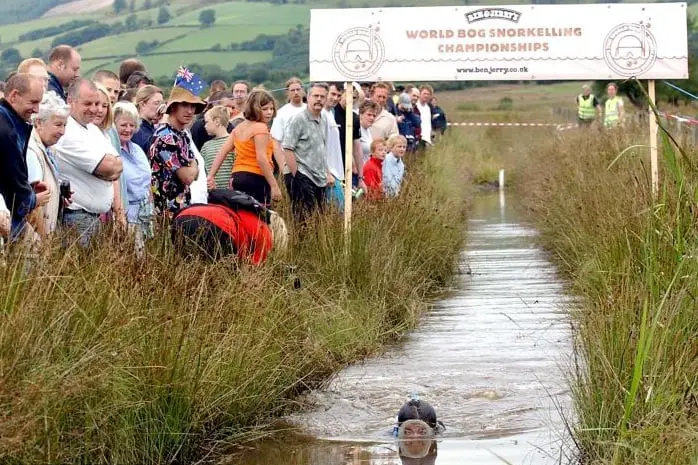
[363,138,387,200]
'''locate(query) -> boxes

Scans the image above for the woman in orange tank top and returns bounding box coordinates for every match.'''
[207,89,282,206]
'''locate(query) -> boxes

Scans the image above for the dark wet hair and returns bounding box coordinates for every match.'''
[397,400,437,428]
[119,58,146,85]
[126,71,154,89]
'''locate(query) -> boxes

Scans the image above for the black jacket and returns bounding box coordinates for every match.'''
[0,99,35,237]
[431,105,448,134]
[47,72,66,102]
[332,104,360,170]
[132,119,155,155]
[190,113,235,151]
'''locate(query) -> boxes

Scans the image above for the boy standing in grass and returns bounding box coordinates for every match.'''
[202,106,234,189]
[363,138,387,200]
[383,134,407,198]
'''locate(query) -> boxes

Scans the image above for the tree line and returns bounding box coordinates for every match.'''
[0,0,69,26]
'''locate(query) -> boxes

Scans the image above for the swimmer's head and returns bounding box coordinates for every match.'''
[397,399,438,429]
[398,419,434,439]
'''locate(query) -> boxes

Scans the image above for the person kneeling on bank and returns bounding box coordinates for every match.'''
[171,188,287,265]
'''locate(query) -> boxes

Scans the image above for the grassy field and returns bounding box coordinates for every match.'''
[170,2,311,26]
[80,50,272,78]
[14,35,58,57]
[43,0,112,16]
[77,28,189,59]
[155,25,292,53]
[440,82,582,124]
[0,15,98,43]
[0,130,468,464]
[143,50,272,76]
[0,0,313,78]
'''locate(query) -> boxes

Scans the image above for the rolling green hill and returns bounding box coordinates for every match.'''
[0,0,696,96]
[0,0,318,79]
[0,0,71,26]
[1,0,598,79]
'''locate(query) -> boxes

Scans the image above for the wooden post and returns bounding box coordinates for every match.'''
[343,82,355,252]
[648,80,659,196]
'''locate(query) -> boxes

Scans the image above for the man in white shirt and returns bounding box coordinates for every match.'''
[186,130,209,205]
[271,77,306,194]
[55,78,123,246]
[369,81,398,141]
[416,84,434,147]
[323,83,344,185]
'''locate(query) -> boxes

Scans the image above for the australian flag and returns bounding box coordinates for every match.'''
[175,66,206,96]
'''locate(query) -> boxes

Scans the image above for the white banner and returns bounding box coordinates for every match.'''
[309,3,688,81]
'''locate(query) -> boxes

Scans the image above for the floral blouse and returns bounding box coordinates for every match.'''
[148,124,195,215]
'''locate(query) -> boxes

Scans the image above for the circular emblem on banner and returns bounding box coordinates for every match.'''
[332,26,385,80]
[603,23,657,77]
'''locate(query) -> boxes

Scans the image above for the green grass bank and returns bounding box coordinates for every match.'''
[500,126,697,464]
[0,137,469,464]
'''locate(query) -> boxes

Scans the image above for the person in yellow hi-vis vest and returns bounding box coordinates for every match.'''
[604,82,624,128]
[575,84,601,126]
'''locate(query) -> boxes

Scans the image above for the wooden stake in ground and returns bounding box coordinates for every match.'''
[648,79,659,196]
[343,82,355,252]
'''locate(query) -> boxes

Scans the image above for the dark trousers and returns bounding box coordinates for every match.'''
[231,171,270,206]
[284,173,293,197]
[288,171,325,223]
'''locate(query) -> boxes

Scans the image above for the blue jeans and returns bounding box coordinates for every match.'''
[62,209,100,248]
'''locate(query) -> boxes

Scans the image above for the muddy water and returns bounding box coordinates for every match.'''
[232,193,574,464]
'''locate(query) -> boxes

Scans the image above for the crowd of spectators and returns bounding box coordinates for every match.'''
[0,45,448,262]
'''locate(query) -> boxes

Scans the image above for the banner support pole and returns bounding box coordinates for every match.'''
[343,82,355,254]
[648,79,659,196]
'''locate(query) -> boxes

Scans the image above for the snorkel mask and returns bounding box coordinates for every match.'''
[397,420,436,463]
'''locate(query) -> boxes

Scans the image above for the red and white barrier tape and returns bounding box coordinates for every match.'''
[659,111,698,126]
[447,111,698,132]
[448,121,578,131]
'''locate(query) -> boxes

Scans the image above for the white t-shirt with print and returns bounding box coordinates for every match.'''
[54,117,115,214]
[271,103,307,175]
[323,108,344,181]
[186,130,208,205]
[360,126,373,164]
[0,193,8,214]
[271,103,307,142]
[416,101,432,144]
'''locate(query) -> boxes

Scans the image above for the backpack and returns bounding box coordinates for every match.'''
[207,188,271,224]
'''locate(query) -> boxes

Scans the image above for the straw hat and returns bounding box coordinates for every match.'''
[165,86,205,114]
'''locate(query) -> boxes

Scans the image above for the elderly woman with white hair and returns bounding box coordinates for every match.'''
[113,101,154,252]
[26,91,69,238]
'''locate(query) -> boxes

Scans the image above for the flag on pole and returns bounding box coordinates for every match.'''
[174,66,206,96]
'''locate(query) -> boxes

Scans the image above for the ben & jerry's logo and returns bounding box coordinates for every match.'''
[603,22,657,77]
[332,25,385,80]
[466,8,521,24]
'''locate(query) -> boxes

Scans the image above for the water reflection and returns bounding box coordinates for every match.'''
[230,193,574,465]
[398,438,437,464]
[231,434,557,465]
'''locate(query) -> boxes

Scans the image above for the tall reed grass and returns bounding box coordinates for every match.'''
[0,136,469,464]
[512,125,698,464]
